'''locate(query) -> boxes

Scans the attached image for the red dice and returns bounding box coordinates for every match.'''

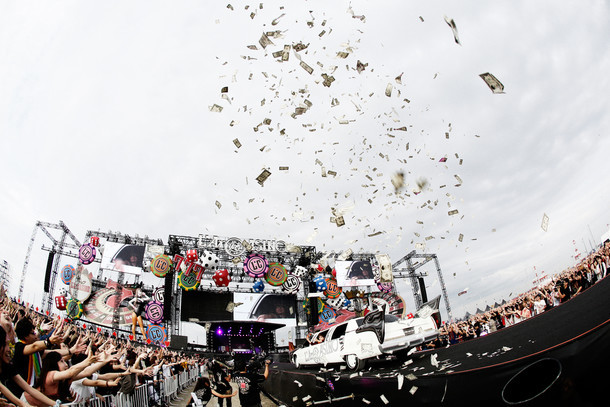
[55,296,67,310]
[213,269,231,287]
[90,236,100,247]
[186,249,198,262]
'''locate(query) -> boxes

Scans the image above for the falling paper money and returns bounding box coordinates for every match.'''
[385,83,393,97]
[397,374,404,390]
[259,32,274,48]
[479,72,505,94]
[356,60,368,73]
[443,15,461,45]
[541,213,549,232]
[376,254,393,283]
[282,44,290,61]
[300,61,314,74]
[335,216,345,227]
[391,172,405,192]
[256,169,271,186]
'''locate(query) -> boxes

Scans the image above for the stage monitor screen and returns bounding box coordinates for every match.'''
[100,242,146,275]
[335,260,376,287]
[233,292,298,347]
[181,291,234,322]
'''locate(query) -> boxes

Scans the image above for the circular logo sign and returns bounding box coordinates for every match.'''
[225,237,246,257]
[319,306,336,323]
[60,265,75,285]
[78,244,96,265]
[282,274,301,294]
[151,254,172,278]
[324,279,342,299]
[178,270,200,291]
[66,299,83,319]
[153,287,165,303]
[243,254,269,278]
[377,281,393,293]
[69,267,92,302]
[146,324,167,343]
[265,263,287,286]
[145,301,164,324]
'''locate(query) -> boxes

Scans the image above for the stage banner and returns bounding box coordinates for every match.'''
[335,260,376,288]
[100,242,146,275]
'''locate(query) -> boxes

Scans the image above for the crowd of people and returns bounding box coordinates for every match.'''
[425,240,610,349]
[0,285,272,407]
[0,287,204,407]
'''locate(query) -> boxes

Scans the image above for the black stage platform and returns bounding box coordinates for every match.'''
[262,275,610,406]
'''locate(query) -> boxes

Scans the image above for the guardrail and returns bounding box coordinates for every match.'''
[62,367,200,407]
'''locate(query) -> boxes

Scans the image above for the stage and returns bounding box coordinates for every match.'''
[262,275,610,406]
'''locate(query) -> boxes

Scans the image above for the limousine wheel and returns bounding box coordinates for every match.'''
[345,354,364,371]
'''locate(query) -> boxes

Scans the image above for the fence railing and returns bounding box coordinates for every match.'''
[63,367,200,407]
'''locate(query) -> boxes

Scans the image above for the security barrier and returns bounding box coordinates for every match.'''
[62,367,200,407]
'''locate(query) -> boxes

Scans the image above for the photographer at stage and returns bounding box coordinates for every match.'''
[233,356,270,407]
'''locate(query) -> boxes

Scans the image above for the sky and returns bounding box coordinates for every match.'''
[1,0,609,322]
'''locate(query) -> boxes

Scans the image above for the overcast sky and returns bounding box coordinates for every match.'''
[1,0,609,321]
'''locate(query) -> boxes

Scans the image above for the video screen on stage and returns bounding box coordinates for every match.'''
[181,291,234,321]
[335,260,376,287]
[100,242,146,275]
[233,293,298,321]
[233,292,298,347]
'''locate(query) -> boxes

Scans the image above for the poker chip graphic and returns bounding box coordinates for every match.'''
[265,263,287,286]
[66,299,84,319]
[377,281,393,293]
[243,254,269,278]
[153,287,165,303]
[151,254,172,278]
[318,305,336,324]
[324,278,342,299]
[145,301,164,324]
[282,274,301,294]
[178,269,200,291]
[146,324,167,344]
[60,265,75,285]
[78,244,96,265]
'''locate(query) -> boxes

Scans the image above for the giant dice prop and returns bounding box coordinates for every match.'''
[186,249,198,263]
[90,236,100,247]
[314,275,327,291]
[253,279,265,292]
[213,269,231,287]
[55,295,67,311]
[201,250,220,270]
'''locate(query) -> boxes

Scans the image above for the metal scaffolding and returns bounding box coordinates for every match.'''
[392,250,452,321]
[19,221,82,314]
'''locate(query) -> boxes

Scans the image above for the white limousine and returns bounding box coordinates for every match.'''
[292,297,440,370]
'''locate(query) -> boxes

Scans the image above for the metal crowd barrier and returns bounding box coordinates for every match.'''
[62,367,200,407]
